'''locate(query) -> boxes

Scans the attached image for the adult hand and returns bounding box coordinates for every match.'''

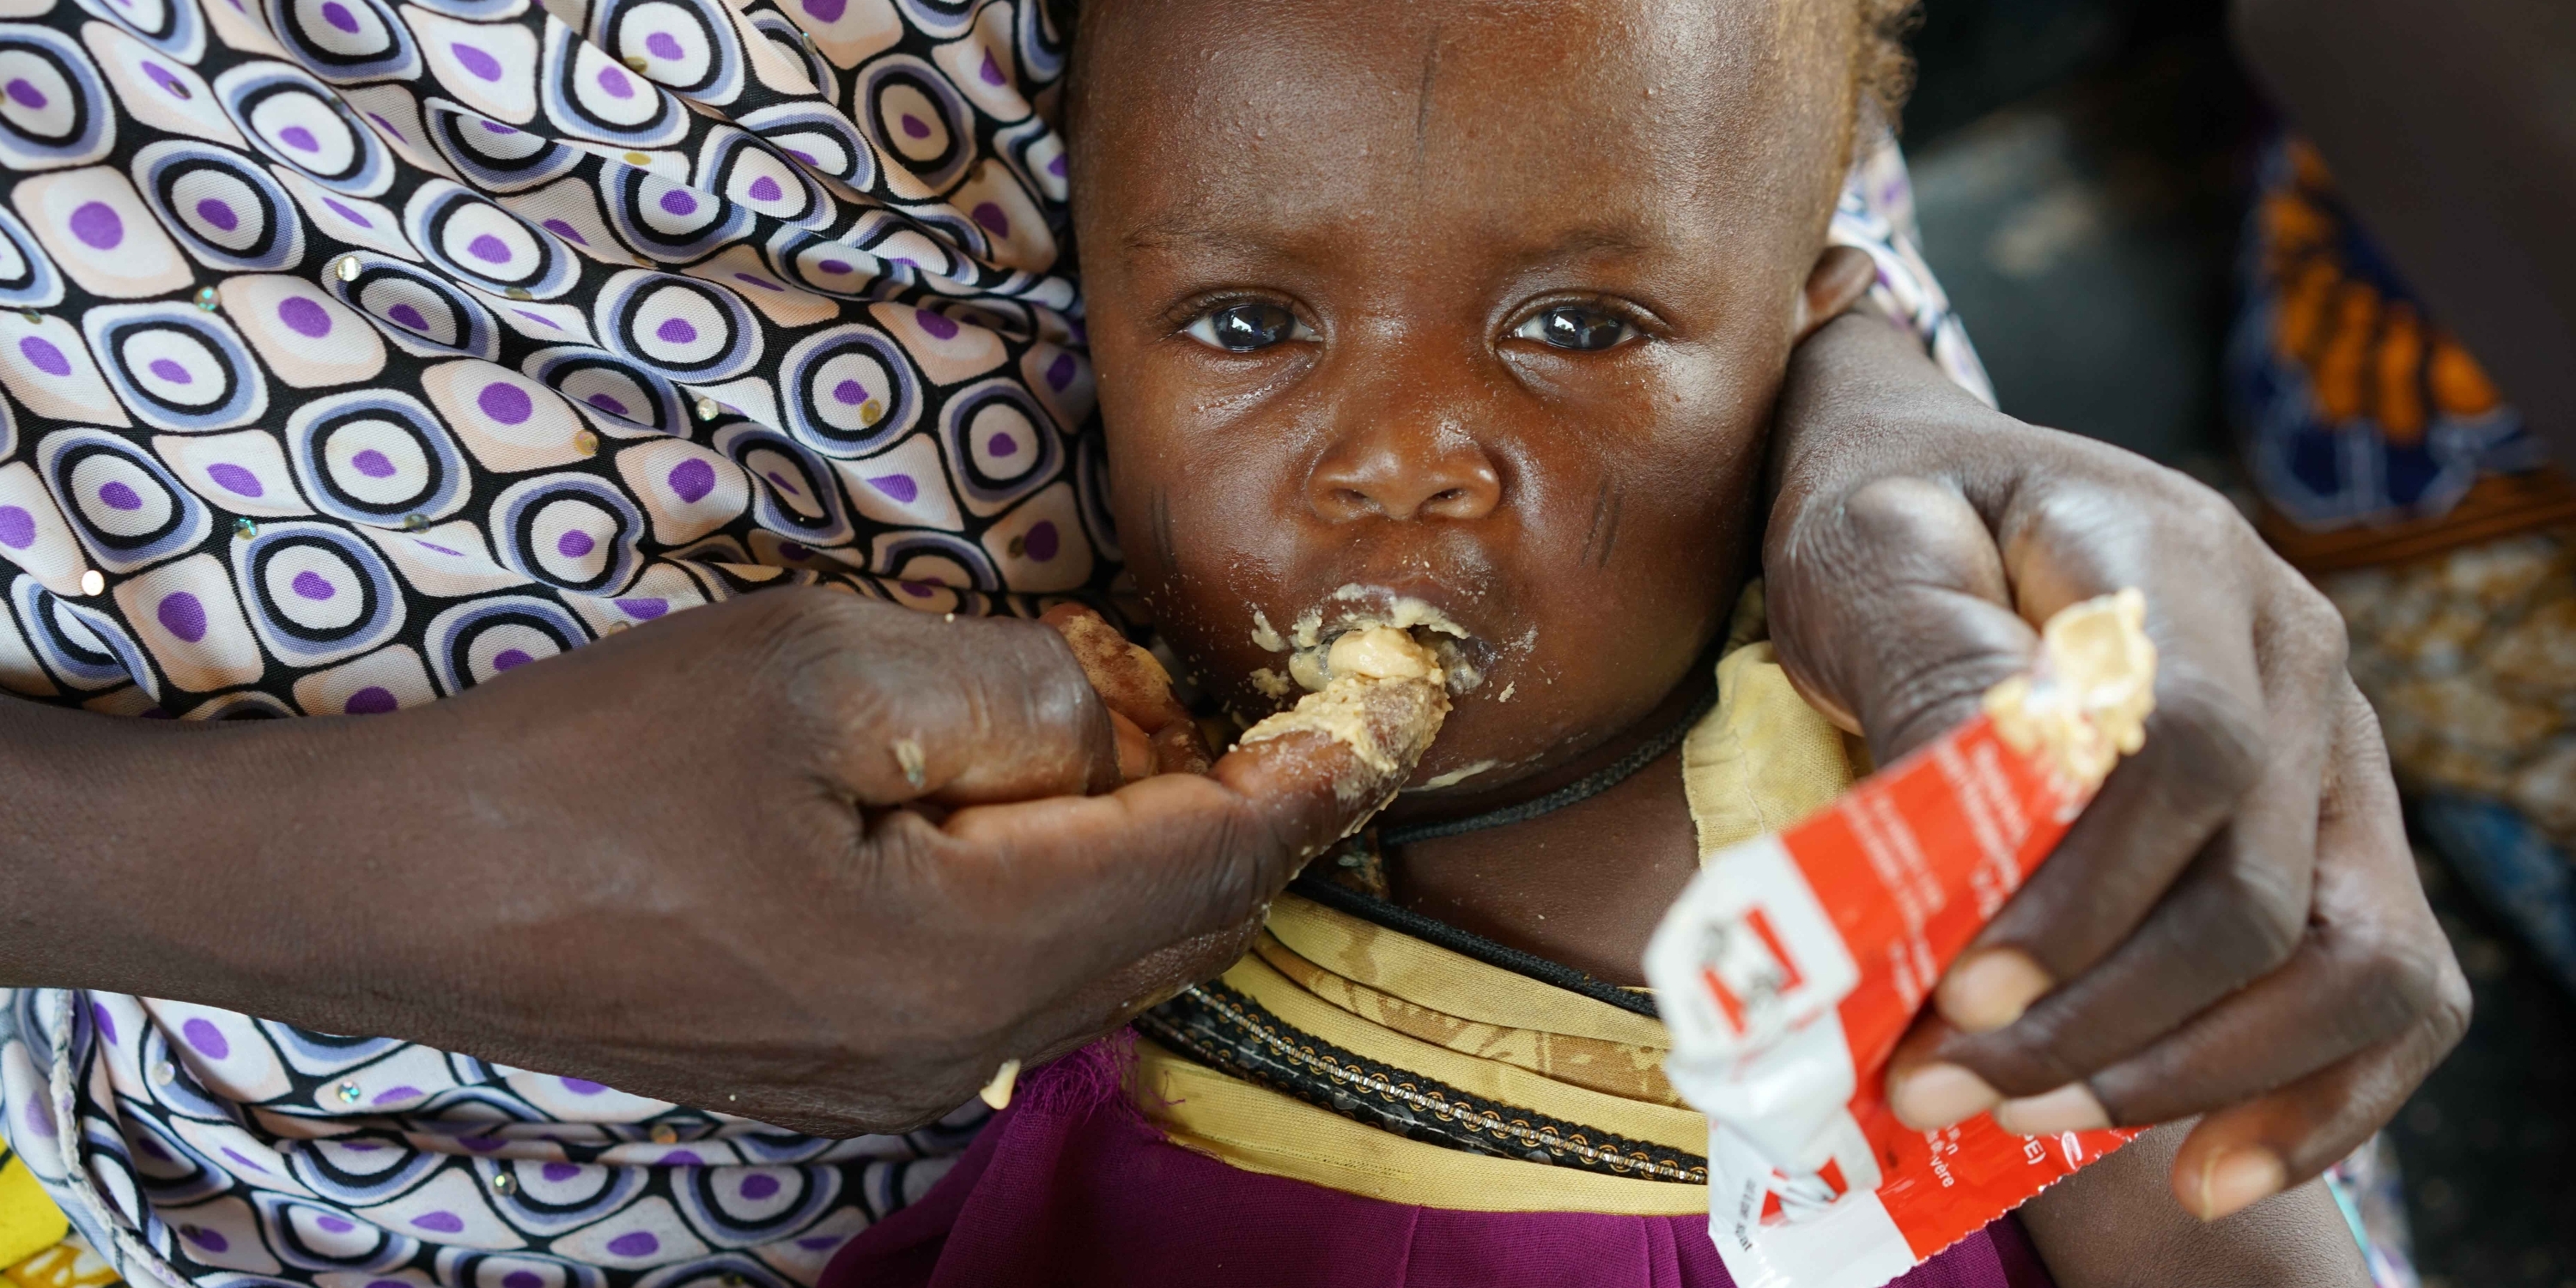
[1762,311,2470,1219]
[0,587,1366,1135]
[1042,602,1212,781]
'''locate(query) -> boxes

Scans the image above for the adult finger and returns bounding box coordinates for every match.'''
[1767,474,2031,750]
[944,732,1385,1077]
[1042,603,1212,775]
[924,718,1408,1028]
[2167,988,2468,1222]
[1901,745,2323,1123]
[1923,635,2344,1128]
[1929,477,2294,1035]
[757,592,1126,805]
[1153,720,1215,777]
[944,723,1383,918]
[802,729,1376,1121]
[1982,684,2455,1139]
[1042,605,1197,734]
[1776,467,2298,1049]
[1109,710,1157,782]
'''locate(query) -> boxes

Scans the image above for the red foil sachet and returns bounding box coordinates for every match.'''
[1644,591,2157,1288]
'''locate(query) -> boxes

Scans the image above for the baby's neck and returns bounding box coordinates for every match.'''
[1384,687,1709,987]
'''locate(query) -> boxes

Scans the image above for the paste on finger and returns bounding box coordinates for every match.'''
[1238,625,1450,800]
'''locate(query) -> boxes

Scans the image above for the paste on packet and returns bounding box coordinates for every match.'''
[1643,589,2156,1288]
[1983,588,2154,790]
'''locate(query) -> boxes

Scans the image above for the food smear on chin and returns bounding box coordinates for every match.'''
[1275,587,1487,695]
[1249,608,1288,653]
[1238,625,1450,805]
[1418,757,1498,790]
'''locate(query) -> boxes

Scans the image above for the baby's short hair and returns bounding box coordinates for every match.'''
[1050,0,1923,134]
[1857,0,1923,131]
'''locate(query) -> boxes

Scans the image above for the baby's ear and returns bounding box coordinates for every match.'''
[1791,245,1880,343]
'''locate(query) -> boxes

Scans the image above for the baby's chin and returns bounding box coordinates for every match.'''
[1392,655,1719,805]
[1203,659,1581,799]
[1388,698,1579,796]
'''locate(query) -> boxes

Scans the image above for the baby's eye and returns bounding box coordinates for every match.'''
[1515,305,1636,352]
[1183,302,1312,352]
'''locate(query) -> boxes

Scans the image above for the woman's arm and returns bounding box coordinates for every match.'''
[0,587,1372,1134]
[1764,310,2467,1218]
[2020,1126,2368,1288]
[2232,0,2576,454]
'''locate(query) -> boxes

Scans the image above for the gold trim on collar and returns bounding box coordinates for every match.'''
[1133,629,1862,1215]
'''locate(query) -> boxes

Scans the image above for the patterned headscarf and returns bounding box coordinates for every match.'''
[0,0,1108,720]
[0,0,1988,1282]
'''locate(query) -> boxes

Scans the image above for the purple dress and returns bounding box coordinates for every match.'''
[824,1051,2054,1288]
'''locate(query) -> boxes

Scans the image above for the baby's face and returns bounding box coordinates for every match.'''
[1071,0,1862,794]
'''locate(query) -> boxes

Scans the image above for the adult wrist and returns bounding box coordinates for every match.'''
[0,697,393,1010]
[1771,311,1987,500]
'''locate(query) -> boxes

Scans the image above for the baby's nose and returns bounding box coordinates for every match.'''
[1308,429,1503,523]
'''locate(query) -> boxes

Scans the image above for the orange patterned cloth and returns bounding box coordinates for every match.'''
[0,1145,112,1288]
[8,1238,121,1288]
[2234,139,2576,1015]
[2231,137,2575,568]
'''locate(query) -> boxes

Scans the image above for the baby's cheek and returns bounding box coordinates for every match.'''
[1561,495,1747,655]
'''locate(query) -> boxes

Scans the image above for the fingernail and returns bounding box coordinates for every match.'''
[2191,1146,2287,1221]
[1888,1062,2002,1130]
[978,1059,1022,1111]
[1991,1082,2110,1135]
[1937,949,2054,1034]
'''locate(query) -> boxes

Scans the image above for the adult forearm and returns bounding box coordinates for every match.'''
[0,696,385,1006]
[2233,0,2576,458]
[2022,1126,2368,1288]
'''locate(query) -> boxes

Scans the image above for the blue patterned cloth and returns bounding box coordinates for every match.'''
[2227,136,2541,531]
[0,0,1996,1278]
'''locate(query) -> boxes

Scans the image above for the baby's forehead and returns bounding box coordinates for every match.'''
[1081,0,1846,109]
[1068,0,1856,255]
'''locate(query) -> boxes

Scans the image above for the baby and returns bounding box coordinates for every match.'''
[833,0,2371,1284]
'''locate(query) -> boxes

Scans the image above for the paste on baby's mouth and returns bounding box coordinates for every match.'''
[1273,587,1489,696]
[1238,625,1451,804]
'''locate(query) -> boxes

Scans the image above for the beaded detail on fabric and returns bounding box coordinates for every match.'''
[1137,981,1707,1187]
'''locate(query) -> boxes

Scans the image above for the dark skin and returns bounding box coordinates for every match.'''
[0,0,2458,1249]
[1075,0,1856,796]
[1069,0,2367,1278]
[1,589,1349,1133]
[1769,315,2463,1221]
[0,318,2457,1196]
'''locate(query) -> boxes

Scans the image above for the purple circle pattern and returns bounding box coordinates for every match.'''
[0,1,1131,1284]
[0,6,1984,1288]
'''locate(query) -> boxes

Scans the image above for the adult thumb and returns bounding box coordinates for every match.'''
[1765,475,2039,762]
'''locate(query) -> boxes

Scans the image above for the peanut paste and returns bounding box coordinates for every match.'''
[1981,587,2157,790]
[1238,625,1452,804]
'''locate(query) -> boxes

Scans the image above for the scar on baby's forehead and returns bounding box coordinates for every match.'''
[1150,489,1178,572]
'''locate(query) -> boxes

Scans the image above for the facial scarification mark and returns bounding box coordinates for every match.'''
[1413,27,1443,160]
[1566,477,1607,567]
[1594,484,1624,569]
[1151,488,1178,574]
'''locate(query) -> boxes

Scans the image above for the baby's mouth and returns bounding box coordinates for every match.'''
[1251,584,1496,699]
